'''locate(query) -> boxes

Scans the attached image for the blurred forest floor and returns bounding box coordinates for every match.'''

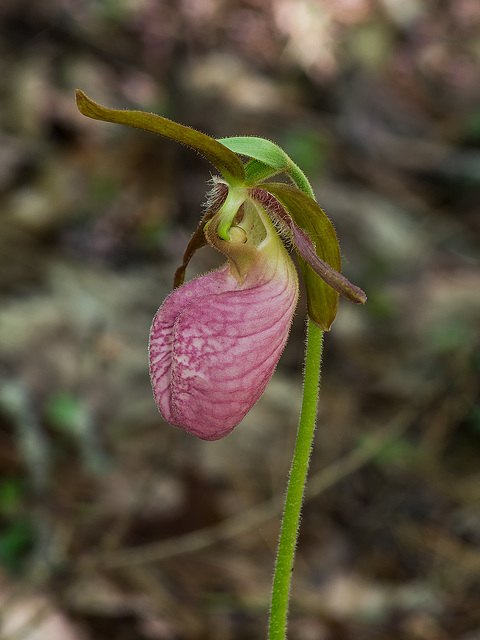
[0,1,480,639]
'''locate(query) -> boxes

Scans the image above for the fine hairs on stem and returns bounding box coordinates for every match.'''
[268,321,323,639]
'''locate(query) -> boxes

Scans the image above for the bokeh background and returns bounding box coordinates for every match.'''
[1,1,480,638]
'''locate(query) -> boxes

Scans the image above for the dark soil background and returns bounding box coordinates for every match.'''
[0,1,479,639]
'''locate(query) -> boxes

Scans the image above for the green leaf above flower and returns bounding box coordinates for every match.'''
[218,136,314,196]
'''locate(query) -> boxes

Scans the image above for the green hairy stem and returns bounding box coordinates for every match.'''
[268,321,323,639]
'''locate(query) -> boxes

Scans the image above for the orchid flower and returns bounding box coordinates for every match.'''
[75,91,366,440]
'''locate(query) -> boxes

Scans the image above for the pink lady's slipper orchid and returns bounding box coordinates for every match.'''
[75,91,366,440]
[150,187,299,440]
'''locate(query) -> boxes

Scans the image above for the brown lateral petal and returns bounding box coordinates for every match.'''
[173,183,228,288]
[251,185,366,330]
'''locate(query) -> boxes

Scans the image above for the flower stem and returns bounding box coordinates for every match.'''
[268,319,324,639]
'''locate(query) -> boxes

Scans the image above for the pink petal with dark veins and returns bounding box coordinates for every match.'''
[149,259,298,440]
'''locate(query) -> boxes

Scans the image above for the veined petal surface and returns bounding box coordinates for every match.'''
[149,248,298,440]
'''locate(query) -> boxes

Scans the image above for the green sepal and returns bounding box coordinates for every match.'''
[76,90,246,186]
[218,136,314,197]
[258,182,342,330]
